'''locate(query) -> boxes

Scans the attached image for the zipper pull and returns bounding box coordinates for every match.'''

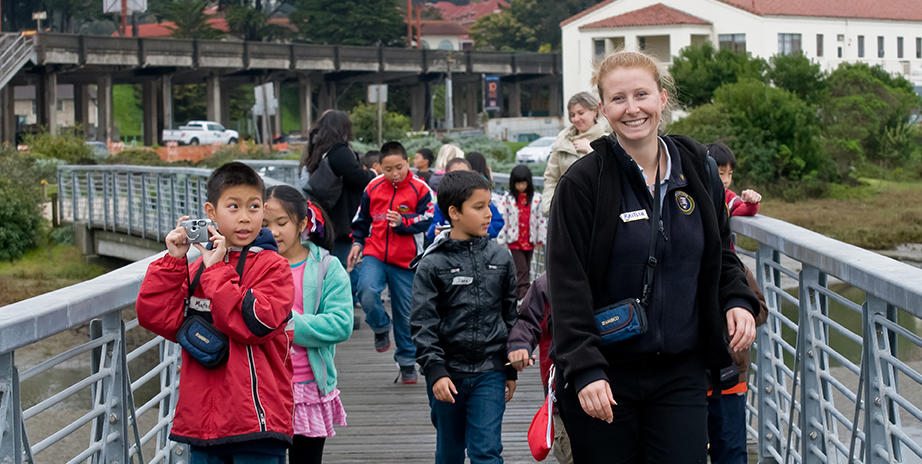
[659,219,668,241]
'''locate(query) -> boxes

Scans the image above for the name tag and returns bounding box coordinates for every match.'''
[188,296,211,312]
[620,209,649,223]
[452,276,474,286]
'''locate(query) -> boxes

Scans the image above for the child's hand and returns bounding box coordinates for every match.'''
[165,216,191,258]
[433,377,457,403]
[386,210,402,228]
[507,349,535,372]
[741,189,762,204]
[573,138,591,153]
[347,243,363,271]
[505,380,516,402]
[193,226,226,268]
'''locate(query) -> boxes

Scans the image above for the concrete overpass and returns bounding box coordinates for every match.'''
[0,33,563,145]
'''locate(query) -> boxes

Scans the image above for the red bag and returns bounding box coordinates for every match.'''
[528,365,555,461]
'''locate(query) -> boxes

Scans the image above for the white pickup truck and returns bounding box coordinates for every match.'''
[162,121,239,145]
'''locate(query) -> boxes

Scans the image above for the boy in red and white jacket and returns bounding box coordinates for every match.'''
[709,142,762,217]
[136,162,294,462]
[347,141,434,384]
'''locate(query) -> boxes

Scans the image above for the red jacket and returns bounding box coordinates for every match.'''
[352,173,434,269]
[137,244,294,447]
[725,189,760,217]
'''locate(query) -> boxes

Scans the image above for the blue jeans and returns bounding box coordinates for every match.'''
[356,255,415,367]
[427,371,506,464]
[332,239,359,305]
[707,393,748,464]
[190,449,285,464]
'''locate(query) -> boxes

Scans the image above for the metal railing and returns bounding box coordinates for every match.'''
[9,164,919,463]
[0,33,35,90]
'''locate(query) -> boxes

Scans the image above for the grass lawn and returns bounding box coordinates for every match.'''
[0,244,110,306]
[759,178,922,250]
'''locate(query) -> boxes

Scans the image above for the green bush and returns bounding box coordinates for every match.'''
[767,52,827,105]
[23,129,94,164]
[105,148,180,166]
[349,103,412,145]
[197,143,284,168]
[0,179,42,261]
[670,42,768,107]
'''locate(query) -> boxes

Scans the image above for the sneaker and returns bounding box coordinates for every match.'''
[374,332,390,352]
[396,365,418,384]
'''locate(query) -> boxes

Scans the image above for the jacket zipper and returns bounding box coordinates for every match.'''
[469,242,480,371]
[384,182,398,264]
[246,345,267,432]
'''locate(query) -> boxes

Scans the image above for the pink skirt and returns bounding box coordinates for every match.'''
[293,382,347,438]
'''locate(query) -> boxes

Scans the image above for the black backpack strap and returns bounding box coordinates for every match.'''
[186,246,251,307]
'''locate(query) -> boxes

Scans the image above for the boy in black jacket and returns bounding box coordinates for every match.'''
[410,170,518,464]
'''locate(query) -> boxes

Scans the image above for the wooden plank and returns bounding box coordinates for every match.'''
[324,326,557,463]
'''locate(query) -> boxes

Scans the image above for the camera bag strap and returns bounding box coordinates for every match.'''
[186,246,251,319]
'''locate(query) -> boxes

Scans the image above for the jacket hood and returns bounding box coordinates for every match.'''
[207,227,279,253]
[410,231,489,269]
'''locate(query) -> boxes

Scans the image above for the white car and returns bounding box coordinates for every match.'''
[514,136,556,164]
[162,121,239,146]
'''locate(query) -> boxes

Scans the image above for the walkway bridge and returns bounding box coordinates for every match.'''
[1,164,921,463]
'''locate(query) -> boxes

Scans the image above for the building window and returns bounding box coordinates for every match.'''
[917,37,922,58]
[816,34,823,57]
[719,34,746,53]
[878,36,885,58]
[638,37,646,50]
[898,37,904,58]
[837,34,845,42]
[838,46,843,58]
[778,33,802,55]
[594,39,606,60]
[858,35,865,57]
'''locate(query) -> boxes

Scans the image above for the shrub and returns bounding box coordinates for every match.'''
[105,148,181,166]
[766,52,827,105]
[23,129,94,164]
[197,142,283,168]
[349,103,412,145]
[0,179,42,261]
[670,42,768,107]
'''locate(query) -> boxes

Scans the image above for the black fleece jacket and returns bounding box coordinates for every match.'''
[321,143,375,242]
[547,134,758,394]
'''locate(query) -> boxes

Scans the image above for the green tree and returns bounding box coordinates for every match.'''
[470,0,596,51]
[669,42,767,107]
[470,8,537,51]
[223,3,293,41]
[290,0,405,46]
[41,0,107,33]
[349,103,411,144]
[149,0,223,39]
[766,52,826,104]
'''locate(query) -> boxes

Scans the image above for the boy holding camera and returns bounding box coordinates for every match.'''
[410,170,518,463]
[137,162,295,463]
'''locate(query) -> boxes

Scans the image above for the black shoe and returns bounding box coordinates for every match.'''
[396,365,418,384]
[374,332,390,352]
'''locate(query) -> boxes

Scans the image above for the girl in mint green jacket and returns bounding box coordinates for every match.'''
[265,185,353,464]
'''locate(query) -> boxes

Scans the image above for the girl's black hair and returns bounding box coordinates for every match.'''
[465,152,492,181]
[509,164,535,203]
[265,185,335,251]
[301,110,352,174]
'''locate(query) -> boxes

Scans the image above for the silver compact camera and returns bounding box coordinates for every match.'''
[180,218,214,243]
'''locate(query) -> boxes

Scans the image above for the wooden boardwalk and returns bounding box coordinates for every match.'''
[323,325,555,464]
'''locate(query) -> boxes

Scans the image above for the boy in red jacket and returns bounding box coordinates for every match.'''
[709,142,762,217]
[137,162,294,463]
[348,141,434,384]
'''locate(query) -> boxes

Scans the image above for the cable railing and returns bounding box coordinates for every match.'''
[3,164,919,463]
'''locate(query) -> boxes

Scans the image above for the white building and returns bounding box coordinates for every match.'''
[561,0,922,103]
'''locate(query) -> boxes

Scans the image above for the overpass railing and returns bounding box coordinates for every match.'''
[35,164,922,463]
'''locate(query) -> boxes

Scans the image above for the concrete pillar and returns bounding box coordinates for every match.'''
[161,74,173,130]
[142,80,159,147]
[219,83,231,127]
[549,81,562,117]
[97,75,113,142]
[272,80,282,139]
[43,72,58,136]
[410,83,427,130]
[452,82,465,128]
[318,80,335,111]
[508,80,522,118]
[74,84,91,136]
[298,75,313,136]
[465,82,478,128]
[206,74,221,122]
[624,34,639,52]
[669,32,692,60]
[0,85,13,144]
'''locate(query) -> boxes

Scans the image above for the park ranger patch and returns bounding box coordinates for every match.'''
[674,191,695,215]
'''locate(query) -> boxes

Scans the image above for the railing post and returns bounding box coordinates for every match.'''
[755,245,781,461]
[156,174,163,242]
[862,295,898,464]
[127,173,134,237]
[141,173,148,239]
[798,265,828,463]
[87,171,95,227]
[161,340,188,464]
[97,311,131,463]
[71,169,78,221]
[57,167,65,226]
[0,352,24,464]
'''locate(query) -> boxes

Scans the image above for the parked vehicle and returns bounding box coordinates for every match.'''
[85,141,109,160]
[514,136,556,164]
[162,121,239,145]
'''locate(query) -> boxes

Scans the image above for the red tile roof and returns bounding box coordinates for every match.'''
[420,20,469,36]
[432,0,509,25]
[580,3,709,29]
[563,0,922,26]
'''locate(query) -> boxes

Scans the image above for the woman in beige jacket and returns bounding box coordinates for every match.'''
[541,92,609,216]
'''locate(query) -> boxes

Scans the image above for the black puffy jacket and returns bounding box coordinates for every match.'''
[410,232,518,381]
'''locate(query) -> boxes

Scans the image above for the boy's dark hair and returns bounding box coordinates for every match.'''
[361,150,381,169]
[708,142,736,169]
[265,185,335,251]
[380,141,408,160]
[509,164,535,203]
[465,151,491,181]
[437,170,492,225]
[445,157,471,172]
[206,161,265,204]
[416,148,435,168]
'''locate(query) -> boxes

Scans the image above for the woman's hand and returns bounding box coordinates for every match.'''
[507,349,535,372]
[346,243,363,272]
[192,225,226,268]
[726,307,756,352]
[577,379,617,423]
[165,216,191,258]
[432,377,457,403]
[505,380,516,402]
[573,137,592,154]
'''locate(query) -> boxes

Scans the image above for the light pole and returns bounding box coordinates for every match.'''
[445,54,454,130]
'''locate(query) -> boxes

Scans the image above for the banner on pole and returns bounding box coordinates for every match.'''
[484,76,501,112]
[103,0,147,14]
